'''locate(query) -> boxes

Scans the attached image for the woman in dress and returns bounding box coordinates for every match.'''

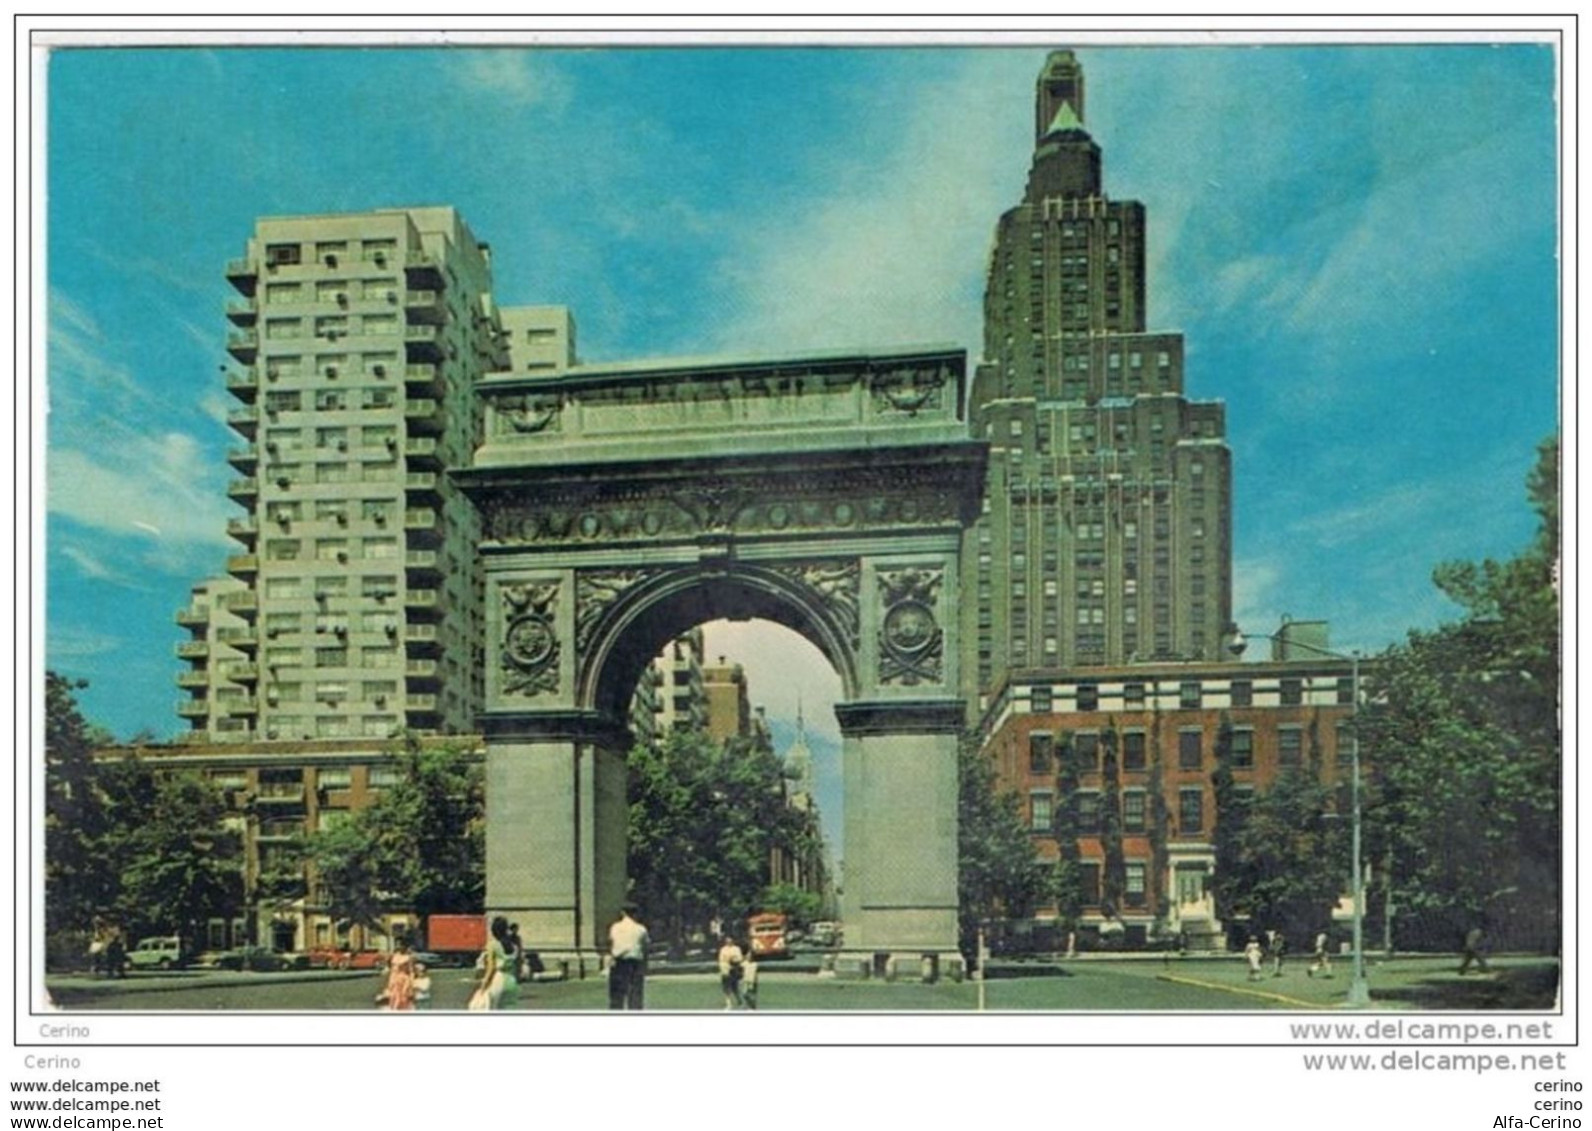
[474,916,520,1010]
[379,940,417,1010]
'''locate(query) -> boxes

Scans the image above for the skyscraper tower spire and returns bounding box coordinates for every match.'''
[964,50,1233,701]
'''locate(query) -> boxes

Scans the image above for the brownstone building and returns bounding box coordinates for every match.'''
[981,647,1358,947]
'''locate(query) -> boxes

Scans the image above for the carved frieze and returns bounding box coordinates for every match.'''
[500,581,561,697]
[479,465,963,548]
[494,393,563,435]
[869,364,948,415]
[772,560,861,646]
[574,569,658,655]
[877,566,944,687]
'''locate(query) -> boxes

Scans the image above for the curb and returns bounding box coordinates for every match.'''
[1155,972,1334,1009]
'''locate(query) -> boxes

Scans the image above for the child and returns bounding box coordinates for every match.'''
[1243,936,1263,981]
[741,943,760,1011]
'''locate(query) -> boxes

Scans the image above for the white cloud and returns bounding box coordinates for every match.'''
[447,51,570,110]
[704,53,1032,360]
[48,434,232,550]
[60,544,140,588]
[45,625,126,661]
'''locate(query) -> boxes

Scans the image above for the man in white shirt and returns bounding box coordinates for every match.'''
[608,903,650,1010]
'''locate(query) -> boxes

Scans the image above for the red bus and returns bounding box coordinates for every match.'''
[747,912,789,959]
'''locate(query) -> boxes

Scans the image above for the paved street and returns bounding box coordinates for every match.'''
[43,956,1559,1012]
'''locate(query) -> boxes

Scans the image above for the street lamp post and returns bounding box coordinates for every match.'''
[1226,627,1371,1008]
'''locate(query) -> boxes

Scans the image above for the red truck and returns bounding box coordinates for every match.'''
[425,914,486,966]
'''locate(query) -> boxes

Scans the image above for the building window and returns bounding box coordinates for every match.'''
[1124,863,1147,908]
[1179,788,1203,835]
[1336,720,1355,767]
[317,768,352,790]
[1278,727,1304,767]
[1230,679,1253,708]
[1029,732,1054,774]
[1079,862,1102,905]
[1029,791,1054,832]
[1076,682,1099,711]
[1123,681,1145,707]
[1230,728,1255,769]
[1076,791,1101,834]
[1280,678,1303,706]
[1030,685,1052,713]
[1074,731,1100,771]
[368,766,400,789]
[1337,677,1356,705]
[1178,729,1202,770]
[1123,790,1146,832]
[1179,680,1202,708]
[1122,730,1147,771]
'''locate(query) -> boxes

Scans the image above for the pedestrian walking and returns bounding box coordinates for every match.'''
[507,922,527,982]
[378,940,418,1010]
[1243,936,1264,981]
[607,903,649,1010]
[471,916,520,1010]
[1308,929,1334,978]
[412,962,433,1010]
[717,935,746,1010]
[1268,930,1287,977]
[1458,926,1491,975]
[741,942,760,1010]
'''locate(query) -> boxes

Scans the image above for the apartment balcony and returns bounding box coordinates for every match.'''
[404,550,441,580]
[405,658,441,685]
[217,626,258,652]
[404,588,442,618]
[403,509,441,547]
[226,405,259,439]
[404,252,444,287]
[175,606,210,628]
[176,698,211,718]
[226,697,259,717]
[404,398,443,434]
[402,324,445,362]
[177,670,211,689]
[404,471,441,502]
[403,363,443,396]
[254,782,306,805]
[404,694,440,713]
[225,368,258,402]
[226,446,258,474]
[228,663,260,684]
[219,590,258,619]
[404,437,441,469]
[226,328,259,363]
[227,477,259,502]
[403,290,447,324]
[227,553,259,577]
[176,640,210,659]
[225,296,259,326]
[227,516,259,548]
[404,624,441,652]
[225,256,257,295]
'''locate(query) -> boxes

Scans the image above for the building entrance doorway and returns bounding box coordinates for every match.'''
[457,346,985,975]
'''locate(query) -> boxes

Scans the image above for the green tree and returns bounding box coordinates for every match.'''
[759,881,823,928]
[111,770,245,948]
[44,673,117,936]
[1050,730,1085,929]
[307,736,484,936]
[1098,724,1126,920]
[627,730,803,949]
[958,731,1049,959]
[1363,437,1560,951]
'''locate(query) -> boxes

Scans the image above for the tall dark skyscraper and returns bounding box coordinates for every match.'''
[966,50,1233,706]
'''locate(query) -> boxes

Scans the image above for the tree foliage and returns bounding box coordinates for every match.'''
[1362,437,1560,951]
[45,673,117,935]
[627,730,811,949]
[1050,730,1085,928]
[307,736,484,934]
[959,732,1049,956]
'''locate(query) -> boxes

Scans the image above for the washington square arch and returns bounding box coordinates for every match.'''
[456,346,985,978]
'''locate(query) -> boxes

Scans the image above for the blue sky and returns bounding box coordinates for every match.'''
[44,42,1560,848]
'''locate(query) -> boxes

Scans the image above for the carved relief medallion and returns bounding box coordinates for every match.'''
[574,569,656,655]
[496,394,563,435]
[877,566,944,686]
[500,581,561,696]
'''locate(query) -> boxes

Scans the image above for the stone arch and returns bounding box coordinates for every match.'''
[578,563,862,726]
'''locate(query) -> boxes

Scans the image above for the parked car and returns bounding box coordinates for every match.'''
[207,945,291,972]
[126,936,184,970]
[305,946,354,969]
[346,950,388,970]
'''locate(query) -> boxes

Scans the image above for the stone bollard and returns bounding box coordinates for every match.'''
[920,953,938,983]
